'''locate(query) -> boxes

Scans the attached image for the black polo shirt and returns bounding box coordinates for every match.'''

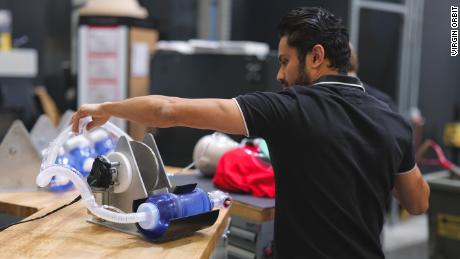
[234,75,415,259]
[364,83,398,112]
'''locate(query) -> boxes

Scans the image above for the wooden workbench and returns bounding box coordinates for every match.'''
[0,166,229,258]
[229,200,274,222]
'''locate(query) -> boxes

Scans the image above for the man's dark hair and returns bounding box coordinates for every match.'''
[278,7,350,72]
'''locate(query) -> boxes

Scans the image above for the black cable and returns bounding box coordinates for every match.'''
[0,195,82,231]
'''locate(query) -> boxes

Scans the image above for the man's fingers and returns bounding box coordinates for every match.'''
[86,117,109,132]
[71,112,80,134]
[71,109,88,134]
[86,121,98,132]
[71,104,107,134]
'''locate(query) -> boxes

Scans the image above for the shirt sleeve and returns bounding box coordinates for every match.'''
[234,91,295,139]
[396,127,416,174]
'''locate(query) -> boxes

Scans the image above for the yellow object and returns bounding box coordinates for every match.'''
[438,213,460,241]
[0,32,11,51]
[34,86,60,127]
[444,123,460,147]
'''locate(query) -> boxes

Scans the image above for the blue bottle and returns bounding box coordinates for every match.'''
[48,148,74,192]
[88,129,116,155]
[137,188,213,239]
[65,135,95,177]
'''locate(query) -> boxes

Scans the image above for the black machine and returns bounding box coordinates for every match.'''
[149,50,280,166]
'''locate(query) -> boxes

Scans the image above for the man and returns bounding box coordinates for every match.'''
[348,43,398,112]
[72,7,429,258]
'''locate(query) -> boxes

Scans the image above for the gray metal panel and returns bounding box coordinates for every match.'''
[198,0,232,41]
[360,0,407,14]
[130,141,159,192]
[110,136,148,212]
[407,0,424,110]
[143,133,172,193]
[0,120,41,192]
[30,114,58,154]
[348,0,361,51]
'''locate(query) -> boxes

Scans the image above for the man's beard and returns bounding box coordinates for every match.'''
[294,61,310,86]
[280,62,311,89]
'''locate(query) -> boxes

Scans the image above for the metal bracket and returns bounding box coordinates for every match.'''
[109,136,149,213]
[88,133,175,235]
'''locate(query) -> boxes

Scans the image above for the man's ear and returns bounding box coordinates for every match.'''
[309,44,325,68]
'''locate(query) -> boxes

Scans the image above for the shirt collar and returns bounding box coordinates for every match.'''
[311,74,365,92]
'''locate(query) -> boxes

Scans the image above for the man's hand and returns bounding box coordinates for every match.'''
[71,103,110,134]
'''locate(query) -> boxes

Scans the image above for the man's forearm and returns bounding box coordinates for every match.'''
[101,95,176,128]
[97,95,246,135]
[393,166,430,215]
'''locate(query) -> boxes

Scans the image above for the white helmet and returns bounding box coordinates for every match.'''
[193,133,238,177]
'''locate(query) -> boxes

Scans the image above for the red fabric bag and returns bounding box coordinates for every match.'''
[213,144,275,198]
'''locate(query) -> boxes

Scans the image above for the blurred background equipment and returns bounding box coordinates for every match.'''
[0,48,38,137]
[426,169,460,259]
[77,0,158,139]
[349,0,424,114]
[0,9,12,50]
[150,47,278,167]
[78,0,147,18]
[197,0,232,41]
[443,106,460,165]
[193,133,238,177]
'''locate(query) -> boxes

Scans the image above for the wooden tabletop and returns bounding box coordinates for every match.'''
[229,200,275,222]
[0,166,230,258]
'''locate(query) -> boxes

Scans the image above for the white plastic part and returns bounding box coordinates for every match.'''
[52,175,71,186]
[193,133,238,176]
[82,158,95,173]
[137,202,160,230]
[208,190,232,209]
[36,118,153,226]
[108,152,132,193]
[79,0,148,19]
[65,135,91,151]
[88,128,110,143]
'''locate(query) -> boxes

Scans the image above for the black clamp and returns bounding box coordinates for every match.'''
[87,155,119,189]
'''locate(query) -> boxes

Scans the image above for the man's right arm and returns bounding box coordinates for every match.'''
[392,165,430,215]
[71,95,247,136]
